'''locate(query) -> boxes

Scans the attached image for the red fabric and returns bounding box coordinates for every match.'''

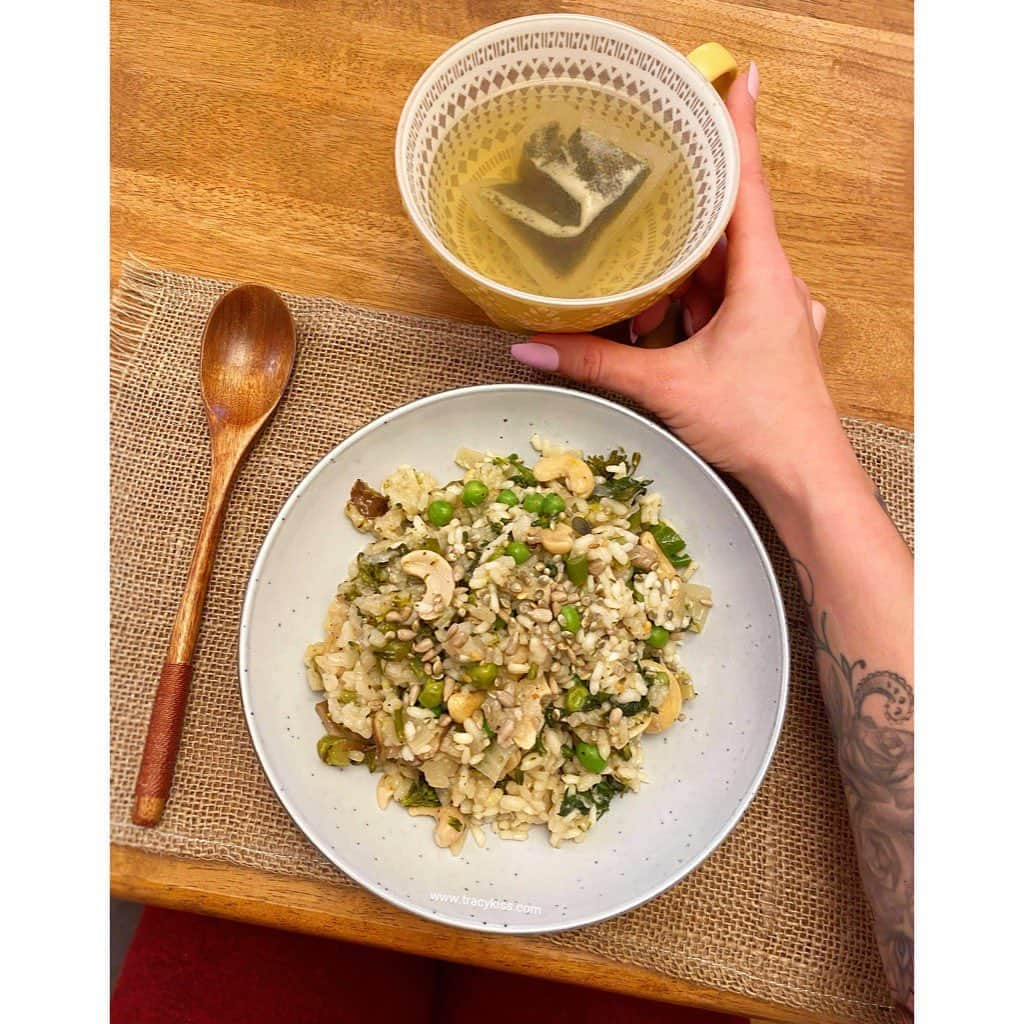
[112,907,746,1024]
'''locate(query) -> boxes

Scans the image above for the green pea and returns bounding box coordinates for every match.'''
[427,500,454,527]
[575,741,607,773]
[496,489,519,506]
[466,662,499,689]
[647,626,671,649]
[418,677,445,709]
[462,480,488,507]
[541,492,565,516]
[505,541,530,565]
[522,492,544,514]
[565,554,589,587]
[565,684,589,713]
[558,604,581,633]
[378,639,411,660]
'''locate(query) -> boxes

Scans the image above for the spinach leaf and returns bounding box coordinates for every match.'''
[558,776,628,819]
[647,522,692,569]
[616,695,650,717]
[585,448,651,502]
[494,454,537,487]
[400,777,441,808]
[582,690,616,712]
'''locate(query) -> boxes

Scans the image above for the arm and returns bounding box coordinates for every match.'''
[759,447,914,1019]
[510,62,914,1017]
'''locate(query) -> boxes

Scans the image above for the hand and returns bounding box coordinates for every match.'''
[510,64,863,510]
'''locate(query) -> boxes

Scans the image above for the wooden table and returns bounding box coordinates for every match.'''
[111,2,913,1021]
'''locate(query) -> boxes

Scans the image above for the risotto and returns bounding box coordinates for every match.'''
[303,436,712,855]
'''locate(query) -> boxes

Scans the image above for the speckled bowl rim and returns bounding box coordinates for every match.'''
[239,384,789,934]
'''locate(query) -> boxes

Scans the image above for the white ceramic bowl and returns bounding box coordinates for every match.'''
[240,385,788,933]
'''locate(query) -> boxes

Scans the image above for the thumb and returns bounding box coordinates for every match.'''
[724,63,788,285]
[510,335,669,408]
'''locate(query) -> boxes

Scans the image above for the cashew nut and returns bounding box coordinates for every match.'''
[539,523,574,554]
[533,453,595,498]
[645,673,682,734]
[447,689,486,723]
[629,544,659,572]
[434,807,467,851]
[640,531,676,580]
[400,549,454,620]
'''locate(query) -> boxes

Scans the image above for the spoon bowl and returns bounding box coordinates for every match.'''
[201,285,297,428]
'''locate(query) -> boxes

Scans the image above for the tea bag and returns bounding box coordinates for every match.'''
[476,121,650,279]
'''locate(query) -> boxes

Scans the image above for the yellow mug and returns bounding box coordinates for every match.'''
[396,15,740,334]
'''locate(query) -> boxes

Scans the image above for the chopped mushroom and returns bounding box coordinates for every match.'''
[348,479,390,518]
[640,531,677,579]
[629,543,659,571]
[315,700,345,736]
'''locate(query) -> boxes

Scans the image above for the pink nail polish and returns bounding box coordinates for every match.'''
[510,342,560,372]
[747,61,760,101]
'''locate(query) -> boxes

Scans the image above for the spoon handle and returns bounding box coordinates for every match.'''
[131,454,240,827]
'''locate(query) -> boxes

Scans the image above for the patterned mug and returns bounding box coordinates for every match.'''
[395,14,740,334]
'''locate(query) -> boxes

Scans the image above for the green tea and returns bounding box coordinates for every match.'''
[429,83,694,299]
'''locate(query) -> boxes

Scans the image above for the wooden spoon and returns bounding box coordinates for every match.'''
[131,285,296,827]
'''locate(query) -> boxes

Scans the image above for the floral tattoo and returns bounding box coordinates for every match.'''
[794,559,914,1019]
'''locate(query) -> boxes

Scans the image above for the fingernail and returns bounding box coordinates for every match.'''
[682,307,694,338]
[510,342,560,372]
[747,61,760,102]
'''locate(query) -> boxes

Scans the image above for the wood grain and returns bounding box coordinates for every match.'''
[111,0,912,1015]
[111,844,849,1024]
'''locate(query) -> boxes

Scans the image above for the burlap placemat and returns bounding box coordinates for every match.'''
[111,257,912,1024]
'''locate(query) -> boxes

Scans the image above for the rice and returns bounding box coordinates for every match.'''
[303,441,711,854]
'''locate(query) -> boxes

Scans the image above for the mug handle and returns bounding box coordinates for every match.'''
[687,42,739,98]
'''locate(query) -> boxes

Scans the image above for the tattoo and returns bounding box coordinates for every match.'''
[794,559,914,1018]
